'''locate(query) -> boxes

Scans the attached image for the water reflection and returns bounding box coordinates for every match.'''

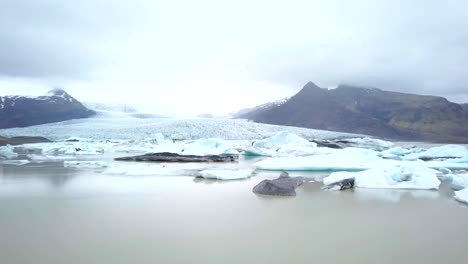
[0,162,77,188]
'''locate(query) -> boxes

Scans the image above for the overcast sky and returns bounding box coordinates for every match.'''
[1,0,467,116]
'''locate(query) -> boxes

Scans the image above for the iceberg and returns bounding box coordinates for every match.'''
[379,147,417,159]
[454,187,468,204]
[65,137,94,142]
[152,138,239,156]
[243,131,327,157]
[255,147,383,171]
[196,169,255,180]
[0,145,18,159]
[443,173,468,190]
[323,165,441,190]
[403,145,468,161]
[64,161,108,169]
[102,164,199,176]
[340,137,394,151]
[0,159,30,165]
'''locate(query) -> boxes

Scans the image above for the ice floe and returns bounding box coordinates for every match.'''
[246,131,317,156]
[196,169,255,180]
[102,164,199,176]
[64,161,108,169]
[379,147,419,159]
[403,145,468,161]
[0,145,18,159]
[255,147,383,171]
[442,173,468,190]
[324,165,441,190]
[0,159,30,165]
[151,138,239,156]
[341,137,394,151]
[454,187,468,204]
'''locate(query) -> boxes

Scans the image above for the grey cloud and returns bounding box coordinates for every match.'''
[0,0,148,79]
[245,0,468,100]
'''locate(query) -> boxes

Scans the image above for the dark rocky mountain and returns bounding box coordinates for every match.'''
[463,103,468,114]
[238,82,468,143]
[0,88,95,129]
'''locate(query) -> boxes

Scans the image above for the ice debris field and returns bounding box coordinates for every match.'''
[1,113,468,206]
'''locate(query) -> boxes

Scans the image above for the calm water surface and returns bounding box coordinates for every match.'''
[1,158,468,264]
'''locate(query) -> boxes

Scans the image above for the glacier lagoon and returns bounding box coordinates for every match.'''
[2,113,468,263]
[1,159,468,264]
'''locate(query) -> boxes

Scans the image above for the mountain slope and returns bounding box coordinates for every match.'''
[238,82,468,142]
[0,89,95,129]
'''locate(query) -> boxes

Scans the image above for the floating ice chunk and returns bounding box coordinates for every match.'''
[403,145,468,161]
[323,171,355,185]
[196,169,255,180]
[0,160,30,165]
[151,138,239,156]
[64,161,108,169]
[379,147,415,159]
[65,137,94,142]
[342,137,394,151]
[102,164,197,176]
[244,131,319,157]
[443,173,468,190]
[252,131,316,149]
[255,147,383,171]
[454,187,468,204]
[324,165,441,190]
[27,154,76,162]
[0,145,18,159]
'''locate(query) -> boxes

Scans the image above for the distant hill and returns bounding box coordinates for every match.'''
[237,82,468,143]
[0,88,95,129]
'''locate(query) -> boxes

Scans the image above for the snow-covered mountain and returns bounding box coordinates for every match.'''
[237,82,468,143]
[0,88,95,129]
[232,98,289,118]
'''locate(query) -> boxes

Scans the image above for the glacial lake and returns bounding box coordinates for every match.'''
[1,155,468,264]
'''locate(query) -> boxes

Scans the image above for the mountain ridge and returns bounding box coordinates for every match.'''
[237,82,468,143]
[0,89,95,129]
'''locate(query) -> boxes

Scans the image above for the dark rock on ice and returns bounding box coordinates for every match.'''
[115,152,238,163]
[253,172,311,196]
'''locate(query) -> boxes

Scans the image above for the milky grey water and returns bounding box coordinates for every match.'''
[1,160,468,264]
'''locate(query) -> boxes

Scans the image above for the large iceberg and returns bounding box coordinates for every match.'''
[323,165,441,190]
[196,169,255,180]
[454,187,468,204]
